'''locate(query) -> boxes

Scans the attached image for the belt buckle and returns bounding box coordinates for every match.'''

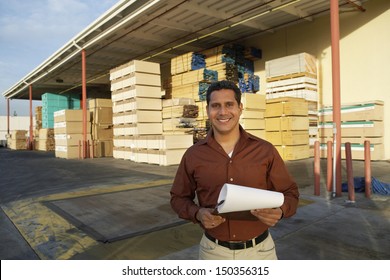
[228,241,246,250]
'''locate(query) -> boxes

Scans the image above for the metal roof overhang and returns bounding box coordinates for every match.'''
[2,0,367,101]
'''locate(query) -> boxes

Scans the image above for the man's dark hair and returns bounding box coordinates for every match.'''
[206,80,241,105]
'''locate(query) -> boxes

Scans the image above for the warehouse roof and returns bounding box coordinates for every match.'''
[2,0,367,101]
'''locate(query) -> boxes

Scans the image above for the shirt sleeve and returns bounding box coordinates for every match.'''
[170,152,201,223]
[268,147,300,218]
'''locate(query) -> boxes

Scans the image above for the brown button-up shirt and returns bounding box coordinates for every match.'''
[170,126,299,242]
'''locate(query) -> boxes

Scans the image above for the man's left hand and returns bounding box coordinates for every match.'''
[250,208,283,226]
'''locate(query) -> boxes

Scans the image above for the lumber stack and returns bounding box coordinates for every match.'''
[265,53,318,156]
[7,130,27,150]
[89,98,113,158]
[241,93,266,138]
[167,68,217,101]
[54,109,91,159]
[110,60,162,160]
[162,98,198,135]
[265,97,310,160]
[37,128,55,151]
[318,100,384,160]
[171,52,205,75]
[202,44,261,93]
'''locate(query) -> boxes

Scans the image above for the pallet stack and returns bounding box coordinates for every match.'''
[265,97,310,160]
[241,93,266,138]
[89,98,113,158]
[265,52,318,156]
[318,100,384,160]
[54,109,91,159]
[110,60,163,161]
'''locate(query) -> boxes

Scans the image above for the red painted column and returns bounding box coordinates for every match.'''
[330,0,342,197]
[364,140,372,198]
[326,141,333,192]
[345,142,355,202]
[314,141,320,196]
[81,49,87,159]
[29,85,33,150]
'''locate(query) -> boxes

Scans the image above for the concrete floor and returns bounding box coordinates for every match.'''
[0,148,389,260]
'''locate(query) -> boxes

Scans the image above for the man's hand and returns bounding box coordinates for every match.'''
[196,208,226,229]
[250,207,283,226]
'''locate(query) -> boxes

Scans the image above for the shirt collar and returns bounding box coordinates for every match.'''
[202,125,255,147]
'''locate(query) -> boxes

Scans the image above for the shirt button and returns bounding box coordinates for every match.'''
[229,160,232,163]
[230,178,233,182]
[233,234,236,238]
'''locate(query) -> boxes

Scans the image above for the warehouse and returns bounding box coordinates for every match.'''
[2,0,389,162]
[1,0,390,264]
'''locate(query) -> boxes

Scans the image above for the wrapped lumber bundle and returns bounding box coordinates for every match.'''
[89,98,113,158]
[318,100,384,160]
[54,109,92,159]
[171,52,205,75]
[265,53,318,156]
[265,97,310,161]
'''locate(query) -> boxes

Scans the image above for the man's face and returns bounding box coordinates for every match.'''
[206,89,242,135]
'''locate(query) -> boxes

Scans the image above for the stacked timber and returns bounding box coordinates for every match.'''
[162,98,198,135]
[318,100,384,160]
[202,44,261,93]
[265,97,310,160]
[89,98,113,158]
[37,128,55,151]
[241,93,266,138]
[110,60,162,161]
[7,130,27,150]
[265,53,318,156]
[171,52,205,75]
[33,106,42,150]
[54,109,91,159]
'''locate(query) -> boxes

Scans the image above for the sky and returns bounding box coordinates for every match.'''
[0,0,120,116]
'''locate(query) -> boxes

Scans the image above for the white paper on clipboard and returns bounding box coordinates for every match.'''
[216,183,284,214]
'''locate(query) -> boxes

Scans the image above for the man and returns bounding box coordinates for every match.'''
[170,80,299,260]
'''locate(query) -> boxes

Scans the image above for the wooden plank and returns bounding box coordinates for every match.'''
[319,101,384,122]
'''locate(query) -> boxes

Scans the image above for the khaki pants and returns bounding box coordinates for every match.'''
[199,232,278,260]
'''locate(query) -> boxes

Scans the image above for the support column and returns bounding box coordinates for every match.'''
[81,49,87,159]
[29,85,33,150]
[7,98,10,135]
[330,0,342,197]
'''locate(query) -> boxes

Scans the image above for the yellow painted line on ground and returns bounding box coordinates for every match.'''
[1,178,174,260]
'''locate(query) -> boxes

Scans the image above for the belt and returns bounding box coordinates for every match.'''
[205,230,269,250]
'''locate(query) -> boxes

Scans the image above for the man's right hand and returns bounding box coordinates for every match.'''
[196,208,226,229]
